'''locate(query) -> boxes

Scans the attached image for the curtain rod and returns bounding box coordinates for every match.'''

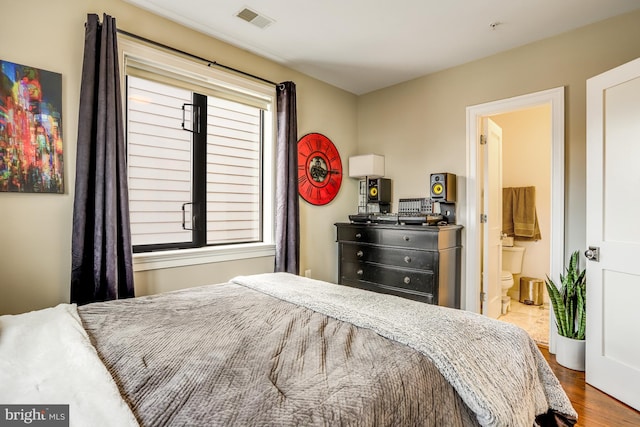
[117,29,281,88]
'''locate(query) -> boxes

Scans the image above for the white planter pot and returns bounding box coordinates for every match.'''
[556,335,585,371]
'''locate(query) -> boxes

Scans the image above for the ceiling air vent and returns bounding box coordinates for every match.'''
[236,7,274,29]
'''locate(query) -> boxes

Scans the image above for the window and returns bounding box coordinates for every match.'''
[119,38,275,265]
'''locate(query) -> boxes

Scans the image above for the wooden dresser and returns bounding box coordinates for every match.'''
[335,222,462,308]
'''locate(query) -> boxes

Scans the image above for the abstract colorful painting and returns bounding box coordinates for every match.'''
[0,60,63,193]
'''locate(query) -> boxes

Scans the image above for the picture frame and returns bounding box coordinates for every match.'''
[0,59,64,193]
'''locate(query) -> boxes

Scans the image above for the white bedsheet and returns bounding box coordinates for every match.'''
[0,304,139,427]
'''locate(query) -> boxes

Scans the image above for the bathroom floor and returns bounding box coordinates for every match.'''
[498,299,550,347]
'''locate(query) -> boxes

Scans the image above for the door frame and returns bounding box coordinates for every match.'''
[464,86,565,352]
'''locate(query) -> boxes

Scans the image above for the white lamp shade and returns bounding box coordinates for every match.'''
[348,154,385,178]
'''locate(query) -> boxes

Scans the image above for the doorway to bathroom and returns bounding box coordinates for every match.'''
[488,106,552,346]
[464,87,565,350]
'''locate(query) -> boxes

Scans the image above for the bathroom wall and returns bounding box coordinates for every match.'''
[492,105,551,301]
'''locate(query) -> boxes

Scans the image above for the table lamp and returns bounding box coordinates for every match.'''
[348,154,385,213]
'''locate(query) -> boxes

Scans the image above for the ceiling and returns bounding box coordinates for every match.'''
[123,0,640,95]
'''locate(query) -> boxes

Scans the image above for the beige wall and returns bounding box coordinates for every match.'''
[2,3,640,315]
[357,10,640,292]
[493,106,551,299]
[0,0,357,314]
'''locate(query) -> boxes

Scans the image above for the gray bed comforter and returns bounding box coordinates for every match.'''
[78,273,576,427]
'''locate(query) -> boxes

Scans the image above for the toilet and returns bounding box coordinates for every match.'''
[500,245,526,314]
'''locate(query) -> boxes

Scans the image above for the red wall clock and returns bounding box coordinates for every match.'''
[297,133,343,205]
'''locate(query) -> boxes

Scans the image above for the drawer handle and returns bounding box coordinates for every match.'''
[355,233,362,239]
[403,276,411,284]
[403,235,410,241]
[357,269,364,276]
[404,256,412,263]
[357,250,364,258]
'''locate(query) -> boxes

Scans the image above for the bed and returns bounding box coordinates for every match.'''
[0,272,577,426]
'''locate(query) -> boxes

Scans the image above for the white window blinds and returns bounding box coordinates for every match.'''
[127,76,193,246]
[206,97,262,244]
[127,76,264,248]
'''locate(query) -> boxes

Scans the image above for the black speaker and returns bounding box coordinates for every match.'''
[430,173,456,202]
[367,178,391,203]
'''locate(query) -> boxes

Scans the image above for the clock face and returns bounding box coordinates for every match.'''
[297,133,343,205]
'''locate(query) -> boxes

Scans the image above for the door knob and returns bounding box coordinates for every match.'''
[585,246,600,262]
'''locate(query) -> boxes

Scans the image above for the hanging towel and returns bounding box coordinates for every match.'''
[502,188,515,236]
[502,186,541,241]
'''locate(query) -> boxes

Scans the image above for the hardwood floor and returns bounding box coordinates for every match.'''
[540,346,640,426]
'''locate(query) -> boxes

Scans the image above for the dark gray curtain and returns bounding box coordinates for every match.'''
[71,13,134,304]
[274,82,300,274]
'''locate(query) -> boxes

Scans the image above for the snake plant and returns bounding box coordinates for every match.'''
[545,251,586,340]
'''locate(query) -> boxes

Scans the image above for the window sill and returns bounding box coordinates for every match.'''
[132,242,276,272]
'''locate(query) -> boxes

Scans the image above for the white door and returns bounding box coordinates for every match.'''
[586,57,640,411]
[481,118,503,318]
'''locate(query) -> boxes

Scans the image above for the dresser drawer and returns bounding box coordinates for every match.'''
[341,278,435,304]
[341,243,437,270]
[377,228,439,249]
[337,224,440,250]
[336,226,379,244]
[341,261,435,295]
